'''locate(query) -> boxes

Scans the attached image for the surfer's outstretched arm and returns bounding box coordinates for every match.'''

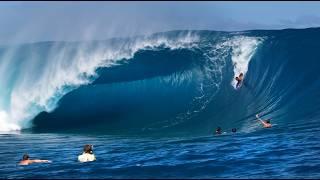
[256,114,261,119]
[256,114,264,123]
[256,114,270,127]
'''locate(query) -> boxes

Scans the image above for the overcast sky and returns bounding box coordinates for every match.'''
[1,1,320,44]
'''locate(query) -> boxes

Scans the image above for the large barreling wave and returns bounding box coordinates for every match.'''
[1,28,320,135]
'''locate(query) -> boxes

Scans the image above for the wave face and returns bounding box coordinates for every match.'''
[1,29,320,134]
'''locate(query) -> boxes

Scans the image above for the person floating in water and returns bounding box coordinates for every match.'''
[232,128,237,133]
[235,73,244,89]
[215,127,222,135]
[19,154,51,165]
[256,114,272,128]
[78,144,96,162]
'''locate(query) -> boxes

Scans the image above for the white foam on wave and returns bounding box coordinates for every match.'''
[0,111,20,132]
[0,32,199,132]
[227,36,262,88]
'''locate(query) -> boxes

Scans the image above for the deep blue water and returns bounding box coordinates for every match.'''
[1,126,320,178]
[1,28,320,178]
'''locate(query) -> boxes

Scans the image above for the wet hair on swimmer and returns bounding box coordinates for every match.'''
[83,144,94,154]
[266,119,271,123]
[22,154,29,160]
[216,127,222,134]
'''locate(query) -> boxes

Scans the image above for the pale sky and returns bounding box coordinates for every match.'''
[1,1,320,44]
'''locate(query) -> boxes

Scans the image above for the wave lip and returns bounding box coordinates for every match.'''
[0,31,200,132]
[2,28,320,134]
[29,32,265,134]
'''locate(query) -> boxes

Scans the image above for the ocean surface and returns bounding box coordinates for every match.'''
[0,28,320,178]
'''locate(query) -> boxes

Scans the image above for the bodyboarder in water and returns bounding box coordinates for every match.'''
[19,154,51,165]
[78,144,96,163]
[215,127,222,135]
[235,73,244,89]
[256,114,272,128]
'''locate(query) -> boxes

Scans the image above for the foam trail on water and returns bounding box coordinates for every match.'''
[229,36,262,88]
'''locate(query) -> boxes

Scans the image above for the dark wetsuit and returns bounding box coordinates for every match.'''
[236,77,242,88]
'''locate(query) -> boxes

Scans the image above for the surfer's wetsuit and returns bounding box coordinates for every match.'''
[236,77,242,88]
[235,73,244,88]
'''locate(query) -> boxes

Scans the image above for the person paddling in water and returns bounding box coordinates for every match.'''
[19,154,51,165]
[215,127,222,135]
[78,144,96,163]
[256,114,272,128]
[235,73,244,89]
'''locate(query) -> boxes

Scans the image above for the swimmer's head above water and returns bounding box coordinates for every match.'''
[215,127,222,134]
[83,144,94,154]
[22,154,30,160]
